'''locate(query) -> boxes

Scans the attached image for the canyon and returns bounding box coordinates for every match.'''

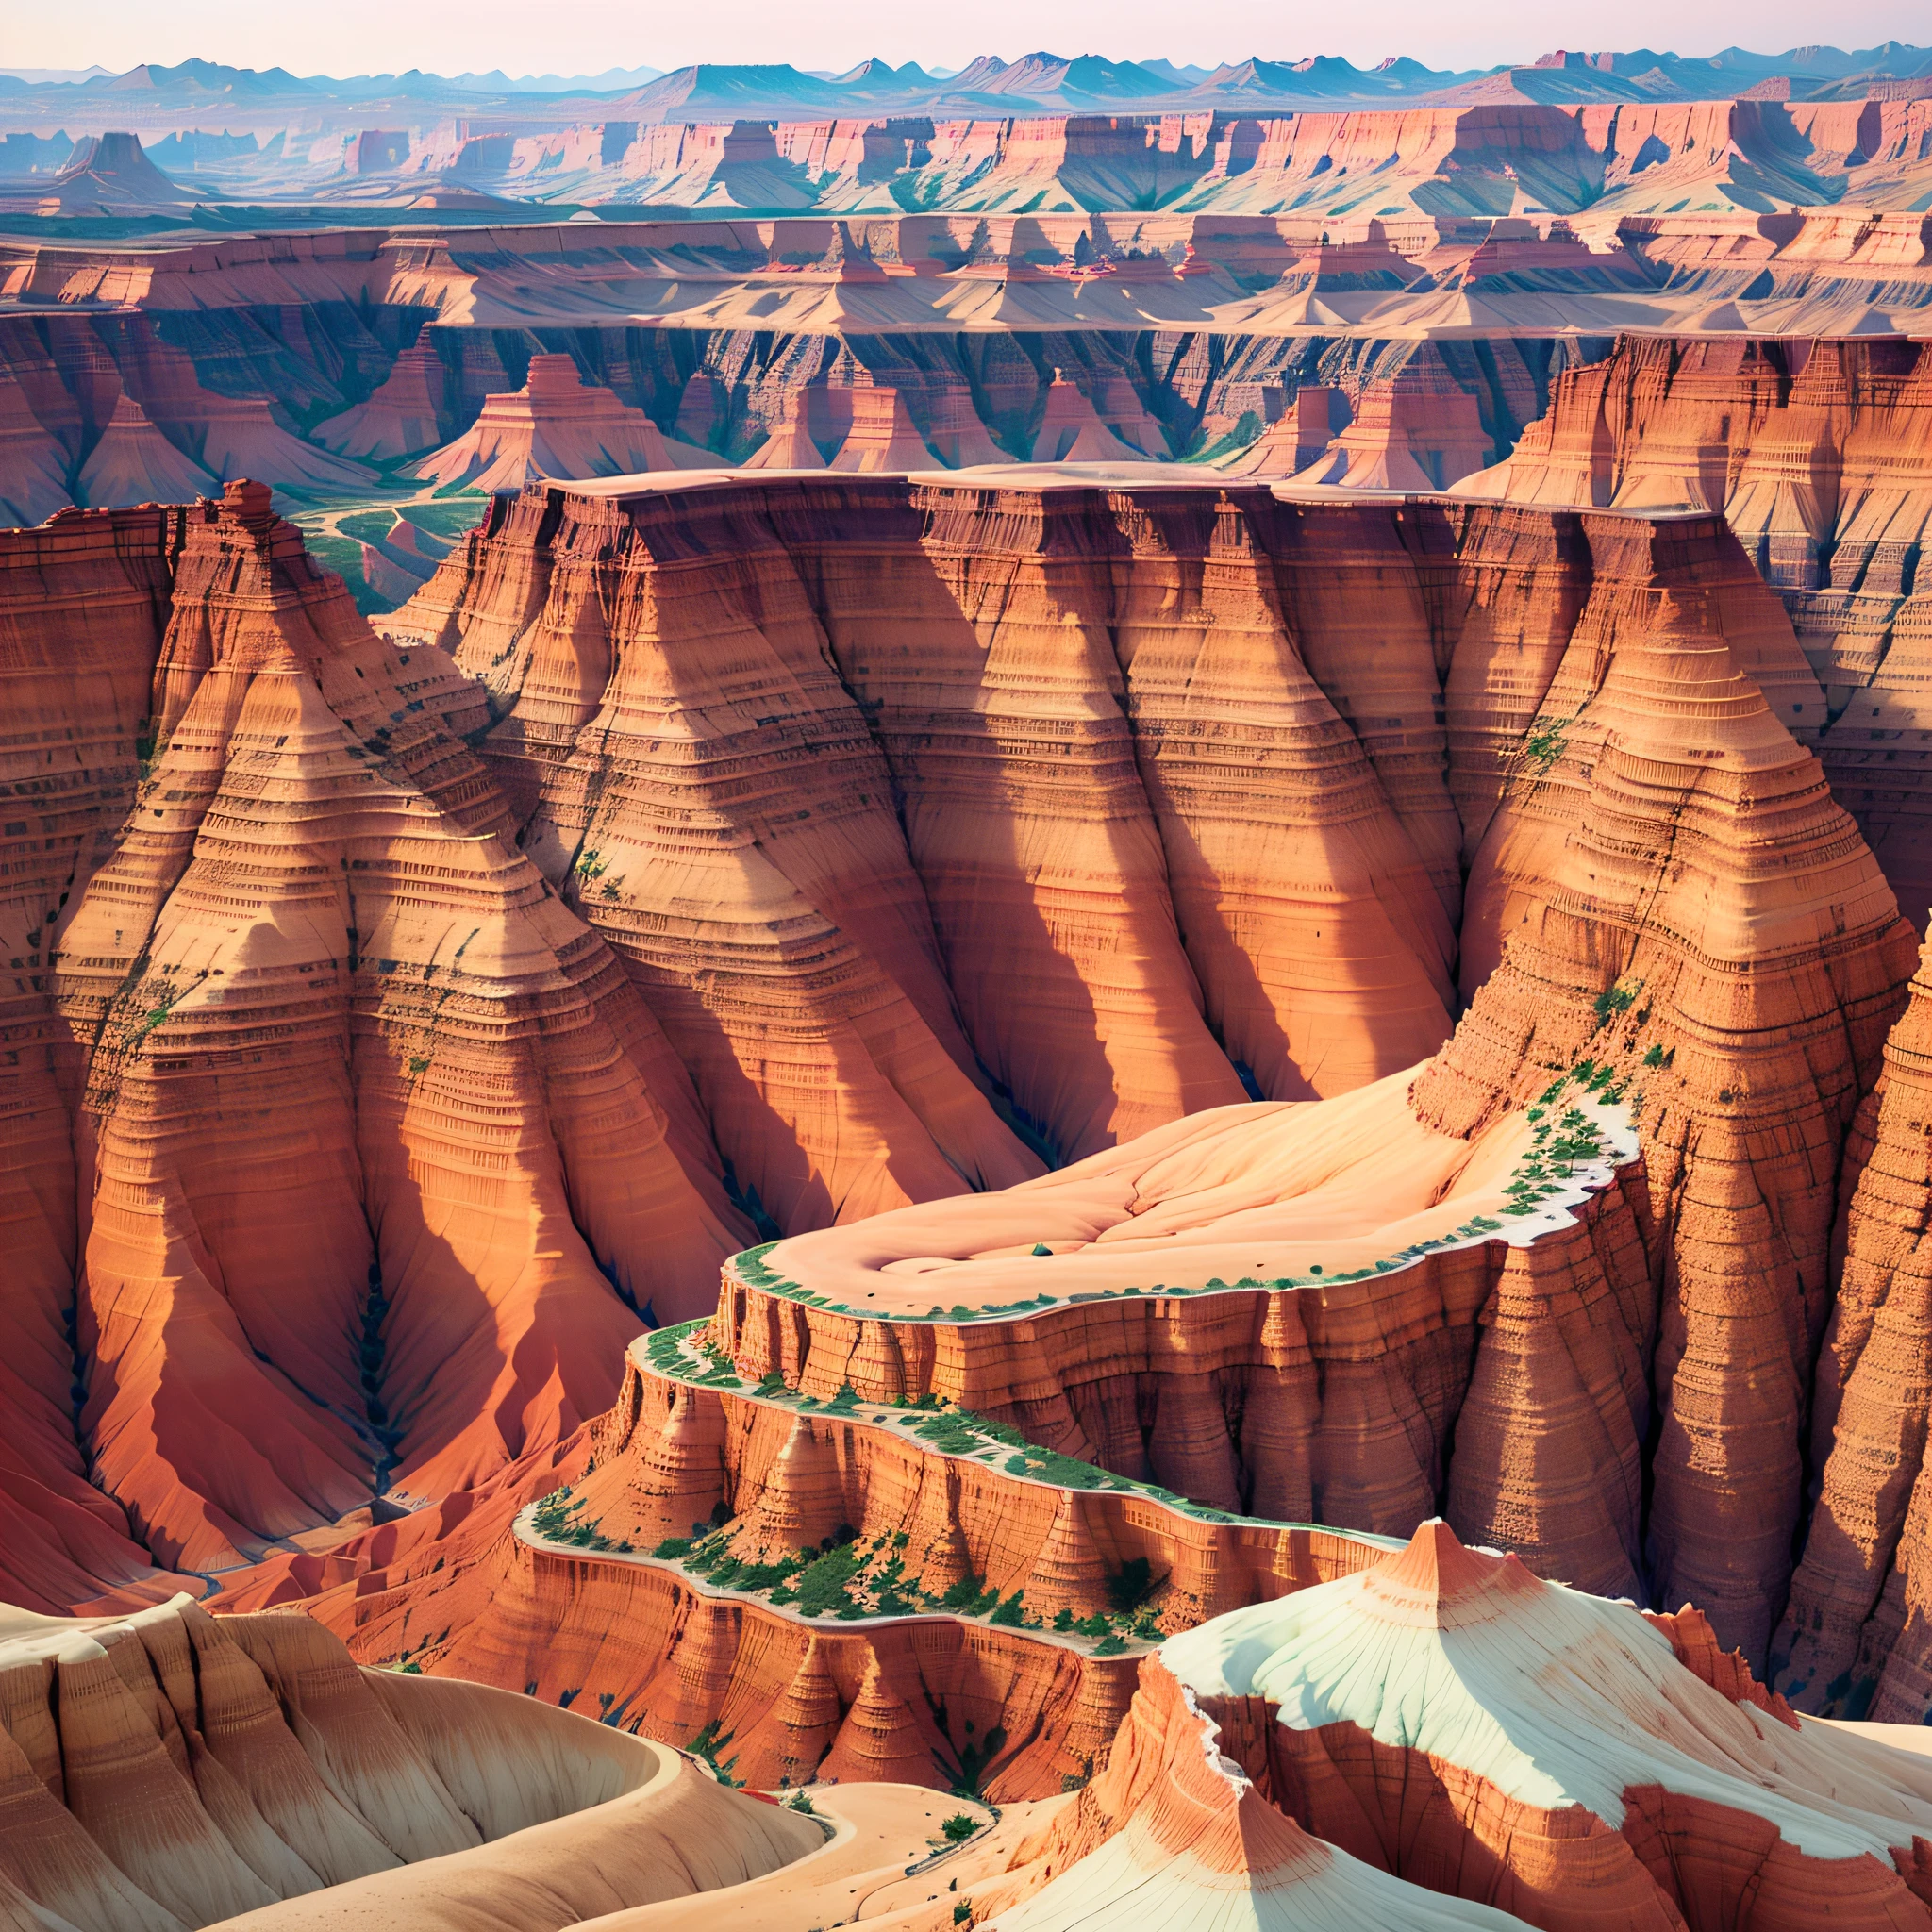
[12,35,1932,1917]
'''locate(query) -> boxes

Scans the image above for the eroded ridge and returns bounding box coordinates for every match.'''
[1,484,748,1603]
[1156,1520,1932,1930]
[0,1593,818,1932]
[1458,334,1932,930]
[203,472,1919,1690]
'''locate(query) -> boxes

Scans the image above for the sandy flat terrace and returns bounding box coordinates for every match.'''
[737,1068,1637,1322]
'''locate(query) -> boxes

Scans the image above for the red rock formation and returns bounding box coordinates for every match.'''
[1300,361,1492,491]
[188,393,377,497]
[411,354,713,490]
[313,341,448,460]
[1029,373,1145,463]
[1778,935,1932,1718]
[741,391,826,470]
[0,484,750,1587]
[1157,1521,1932,1932]
[0,505,203,1616]
[1218,385,1348,478]
[1265,497,1465,920]
[800,478,1249,1155]
[591,1335,1389,1624]
[18,467,1932,1779]
[77,394,216,507]
[392,481,1039,1231]
[363,1521,1137,1803]
[827,385,937,470]
[1108,489,1456,1096]
[356,537,435,608]
[978,1654,1526,1929]
[1458,335,1932,929]
[1412,509,1917,1660]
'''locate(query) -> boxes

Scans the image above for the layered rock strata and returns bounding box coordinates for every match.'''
[312,341,449,461]
[78,393,217,505]
[708,1072,1641,1565]
[0,251,1595,525]
[1779,932,1932,1720]
[409,353,714,490]
[1457,334,1932,929]
[394,477,1728,1179]
[3,485,748,1595]
[1048,1523,1932,1932]
[1410,506,1916,1659]
[0,1593,816,1932]
[12,471,1932,1739]
[272,1057,1639,1804]
[392,480,1041,1229]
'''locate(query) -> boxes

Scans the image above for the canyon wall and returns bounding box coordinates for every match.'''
[1,483,748,1603]
[1457,335,1932,929]
[14,464,1932,1765]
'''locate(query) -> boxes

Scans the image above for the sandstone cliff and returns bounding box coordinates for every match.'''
[3,485,748,1592]
[17,469,1932,1751]
[1457,334,1932,927]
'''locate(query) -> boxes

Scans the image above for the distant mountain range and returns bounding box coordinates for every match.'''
[0,42,1927,128]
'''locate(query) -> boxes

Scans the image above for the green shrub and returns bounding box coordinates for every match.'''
[793,1541,863,1617]
[941,1574,986,1610]
[942,1814,981,1842]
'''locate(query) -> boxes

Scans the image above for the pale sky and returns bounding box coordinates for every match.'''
[7,0,1927,80]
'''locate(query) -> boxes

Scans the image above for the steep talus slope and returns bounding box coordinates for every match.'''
[0,1594,816,1932]
[408,353,715,491]
[1106,491,1457,1096]
[390,477,1497,1191]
